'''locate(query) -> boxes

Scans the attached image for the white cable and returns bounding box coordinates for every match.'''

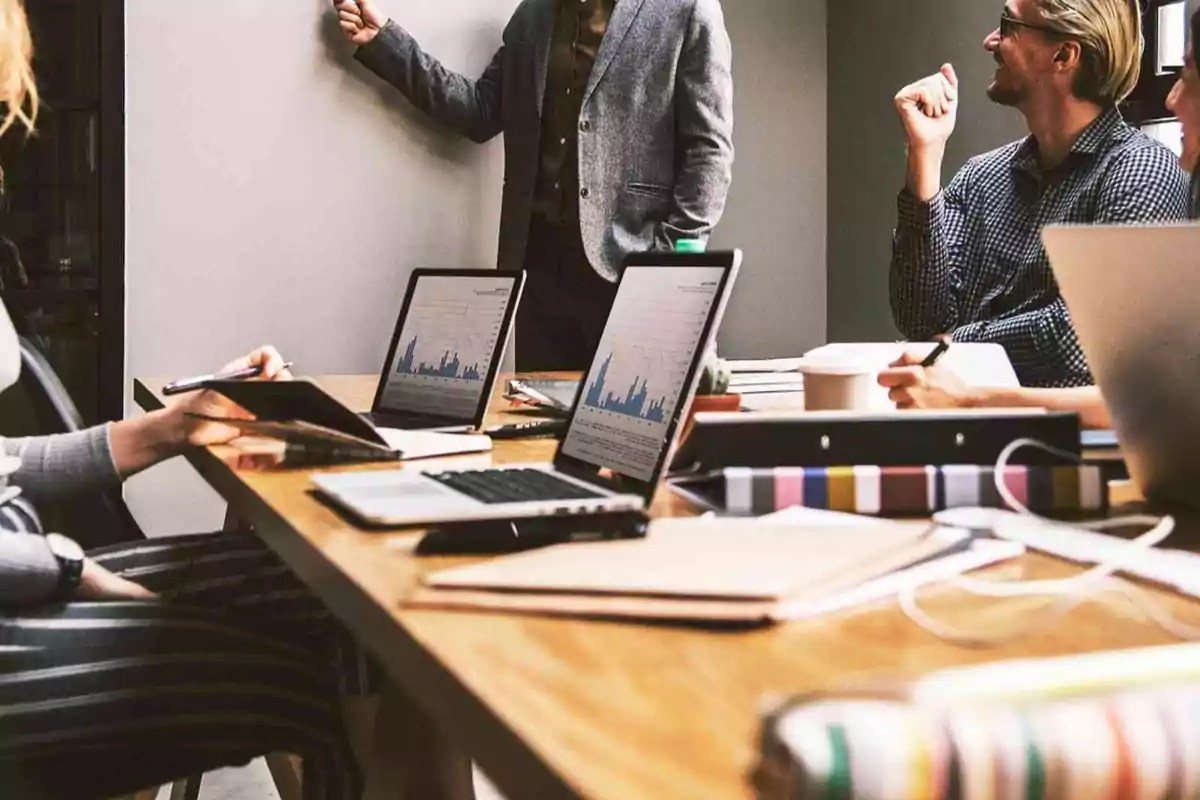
[991,437,1078,517]
[899,437,1200,645]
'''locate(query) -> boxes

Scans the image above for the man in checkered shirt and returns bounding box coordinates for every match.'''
[890,0,1190,388]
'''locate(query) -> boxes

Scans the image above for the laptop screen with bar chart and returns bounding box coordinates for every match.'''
[372,269,524,426]
[558,258,738,486]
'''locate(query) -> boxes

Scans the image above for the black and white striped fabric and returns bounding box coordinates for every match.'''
[0,492,40,534]
[0,452,43,536]
[891,106,1191,388]
[0,532,376,799]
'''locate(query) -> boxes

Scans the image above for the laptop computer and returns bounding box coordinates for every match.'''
[1043,223,1200,509]
[362,268,525,432]
[312,250,742,526]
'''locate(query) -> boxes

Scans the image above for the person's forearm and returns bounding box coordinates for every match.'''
[107,407,188,478]
[890,190,959,339]
[353,20,504,144]
[7,426,122,501]
[905,144,945,202]
[966,386,1111,430]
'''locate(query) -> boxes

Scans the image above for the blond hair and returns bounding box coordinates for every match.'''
[1032,0,1143,105]
[0,0,36,137]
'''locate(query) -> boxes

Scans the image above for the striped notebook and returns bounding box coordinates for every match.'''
[673,465,1107,516]
[756,682,1200,800]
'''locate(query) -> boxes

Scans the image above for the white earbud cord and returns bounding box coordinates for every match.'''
[899,437,1200,645]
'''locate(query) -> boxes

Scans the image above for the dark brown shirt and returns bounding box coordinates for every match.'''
[531,0,617,227]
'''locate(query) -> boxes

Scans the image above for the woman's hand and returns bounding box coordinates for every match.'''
[110,346,295,478]
[73,558,155,601]
[173,346,294,447]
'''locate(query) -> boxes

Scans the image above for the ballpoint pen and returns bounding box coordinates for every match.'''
[919,340,951,368]
[162,361,295,396]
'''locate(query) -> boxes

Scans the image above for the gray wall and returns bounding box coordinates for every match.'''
[712,0,827,357]
[122,0,827,532]
[826,1,1027,341]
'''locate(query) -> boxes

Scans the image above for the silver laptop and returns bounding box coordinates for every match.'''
[312,250,742,526]
[1043,223,1200,509]
[362,268,525,432]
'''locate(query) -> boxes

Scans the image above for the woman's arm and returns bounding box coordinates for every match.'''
[107,408,191,477]
[8,346,292,502]
[6,425,122,502]
[877,363,1111,429]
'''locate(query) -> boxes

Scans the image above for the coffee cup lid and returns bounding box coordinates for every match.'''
[796,359,874,377]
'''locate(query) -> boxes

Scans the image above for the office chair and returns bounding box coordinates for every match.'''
[9,335,145,546]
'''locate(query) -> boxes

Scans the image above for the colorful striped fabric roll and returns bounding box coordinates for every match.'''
[718,465,1107,516]
[755,683,1200,800]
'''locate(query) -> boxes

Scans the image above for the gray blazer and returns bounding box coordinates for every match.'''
[355,0,734,281]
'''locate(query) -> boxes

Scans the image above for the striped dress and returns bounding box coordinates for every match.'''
[0,426,372,799]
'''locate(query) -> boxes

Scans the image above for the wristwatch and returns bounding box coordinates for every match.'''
[45,533,84,599]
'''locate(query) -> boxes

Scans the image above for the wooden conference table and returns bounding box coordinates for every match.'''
[134,374,1200,800]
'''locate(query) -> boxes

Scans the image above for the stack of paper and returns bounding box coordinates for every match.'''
[728,372,806,395]
[725,357,807,397]
[504,378,580,416]
[728,357,807,373]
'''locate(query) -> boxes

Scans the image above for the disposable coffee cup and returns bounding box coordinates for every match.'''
[798,361,875,411]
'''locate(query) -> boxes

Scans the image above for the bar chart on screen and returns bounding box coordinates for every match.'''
[379,276,515,419]
[583,351,671,422]
[561,266,723,481]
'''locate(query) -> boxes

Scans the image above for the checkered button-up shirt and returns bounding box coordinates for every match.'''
[890,106,1190,388]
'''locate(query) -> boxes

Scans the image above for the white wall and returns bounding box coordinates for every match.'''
[124,0,514,533]
[122,0,828,532]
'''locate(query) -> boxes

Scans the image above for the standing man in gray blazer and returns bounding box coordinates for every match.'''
[334,0,734,370]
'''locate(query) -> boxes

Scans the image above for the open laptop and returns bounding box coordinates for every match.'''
[1043,223,1200,509]
[312,250,742,526]
[362,268,525,432]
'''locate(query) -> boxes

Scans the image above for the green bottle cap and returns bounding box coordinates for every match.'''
[674,239,707,253]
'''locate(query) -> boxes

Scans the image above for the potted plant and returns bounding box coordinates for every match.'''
[681,349,740,444]
[696,352,733,397]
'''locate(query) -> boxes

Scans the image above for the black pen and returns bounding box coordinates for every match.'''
[162,361,294,396]
[919,340,950,368]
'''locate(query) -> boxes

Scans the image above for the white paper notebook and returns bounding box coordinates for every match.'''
[804,342,1020,410]
[374,428,493,460]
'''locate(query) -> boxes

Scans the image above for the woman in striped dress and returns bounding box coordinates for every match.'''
[0,2,369,794]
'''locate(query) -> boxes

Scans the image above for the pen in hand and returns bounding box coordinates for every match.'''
[919,340,951,368]
[162,361,294,396]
